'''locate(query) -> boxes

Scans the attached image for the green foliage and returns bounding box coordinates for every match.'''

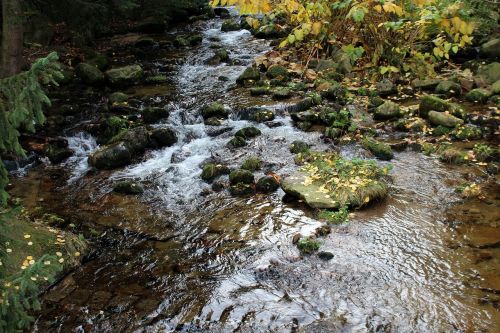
[0,52,61,205]
[297,237,321,254]
[318,206,349,224]
[473,144,495,162]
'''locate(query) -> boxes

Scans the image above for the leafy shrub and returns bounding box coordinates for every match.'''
[297,237,321,253]
[318,206,349,224]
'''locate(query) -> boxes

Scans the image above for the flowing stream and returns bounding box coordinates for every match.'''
[8,9,498,333]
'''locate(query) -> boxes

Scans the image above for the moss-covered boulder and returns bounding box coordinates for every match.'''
[266,64,288,79]
[44,145,73,164]
[465,88,492,103]
[256,176,280,193]
[108,126,150,155]
[151,127,177,147]
[228,136,247,148]
[376,79,397,96]
[248,109,275,122]
[281,152,390,209]
[174,33,203,47]
[87,53,110,71]
[419,95,450,118]
[105,65,144,86]
[109,92,128,104]
[374,101,401,120]
[250,86,271,96]
[235,126,261,139]
[75,63,104,85]
[201,163,230,182]
[229,169,255,185]
[201,102,229,119]
[411,79,440,91]
[229,183,254,196]
[362,137,394,161]
[145,75,168,84]
[324,127,342,139]
[477,62,500,84]
[428,111,464,128]
[290,141,310,154]
[142,107,169,124]
[236,67,260,84]
[272,88,292,100]
[450,124,483,140]
[89,142,132,169]
[221,19,240,32]
[113,181,144,195]
[435,80,462,97]
[241,156,262,171]
[480,38,500,59]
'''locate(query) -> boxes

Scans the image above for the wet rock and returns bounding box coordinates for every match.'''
[109,92,128,104]
[145,75,168,84]
[466,88,492,103]
[333,52,352,74]
[411,78,440,91]
[151,127,177,147]
[44,144,73,164]
[256,175,280,193]
[376,79,397,96]
[374,101,401,120]
[435,80,462,97]
[290,141,310,154]
[229,183,254,196]
[75,63,105,85]
[229,169,255,185]
[207,126,232,137]
[254,24,284,39]
[201,163,230,182]
[201,102,229,119]
[288,96,321,113]
[317,251,334,261]
[113,181,144,195]
[105,65,144,86]
[249,86,271,96]
[141,107,169,124]
[213,7,230,18]
[362,137,394,160]
[428,111,464,128]
[111,126,150,155]
[134,37,156,48]
[221,19,240,32]
[212,180,225,192]
[87,53,110,71]
[368,96,385,110]
[272,88,291,100]
[174,33,203,47]
[292,110,320,123]
[324,127,342,139]
[206,48,230,65]
[419,95,451,118]
[321,83,347,104]
[266,64,289,80]
[451,124,483,140]
[89,142,132,169]
[492,80,500,95]
[292,233,301,244]
[228,136,246,148]
[476,62,500,85]
[249,109,275,122]
[235,126,261,139]
[241,156,262,171]
[480,38,500,59]
[236,67,260,84]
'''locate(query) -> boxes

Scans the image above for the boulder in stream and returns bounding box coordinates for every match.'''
[374,101,401,120]
[236,67,261,84]
[105,65,144,86]
[75,63,105,85]
[113,181,144,195]
[428,111,464,128]
[235,126,261,139]
[89,142,132,169]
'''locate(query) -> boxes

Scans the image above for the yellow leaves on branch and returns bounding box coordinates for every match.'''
[210,0,272,14]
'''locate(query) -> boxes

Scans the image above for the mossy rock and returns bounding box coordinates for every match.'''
[324,127,342,139]
[204,117,222,126]
[477,62,500,84]
[87,53,110,71]
[451,124,483,140]
[228,136,246,148]
[394,117,426,132]
[281,152,390,209]
[142,107,169,124]
[465,88,492,103]
[241,156,262,171]
[107,126,150,155]
[201,163,230,182]
[266,64,289,79]
[290,141,310,154]
[221,19,240,32]
[229,183,254,196]
[145,75,169,84]
[362,137,394,161]
[256,176,279,193]
[102,116,128,143]
[376,79,397,96]
[439,148,467,164]
[419,95,450,117]
[174,33,203,47]
[109,92,128,104]
[480,38,500,59]
[75,63,105,85]
[229,169,255,185]
[492,80,500,95]
[201,102,228,119]
[235,126,261,139]
[411,79,440,91]
[297,237,321,254]
[374,101,401,120]
[428,111,464,128]
[250,86,271,96]
[151,127,177,147]
[89,142,132,169]
[368,96,385,110]
[236,67,260,84]
[435,80,462,97]
[272,88,291,100]
[44,145,73,164]
[105,65,144,86]
[249,109,275,122]
[113,181,144,195]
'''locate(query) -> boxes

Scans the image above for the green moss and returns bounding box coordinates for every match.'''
[228,136,247,148]
[451,124,483,141]
[241,156,262,171]
[229,169,255,185]
[362,137,394,161]
[290,141,310,154]
[201,102,228,119]
[318,206,349,224]
[439,148,467,164]
[432,125,452,136]
[297,237,321,254]
[235,126,261,139]
[473,144,496,162]
[201,163,230,182]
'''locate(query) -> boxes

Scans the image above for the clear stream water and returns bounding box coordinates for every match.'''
[9,9,498,333]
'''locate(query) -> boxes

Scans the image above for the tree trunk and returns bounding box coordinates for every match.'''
[1,0,24,78]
